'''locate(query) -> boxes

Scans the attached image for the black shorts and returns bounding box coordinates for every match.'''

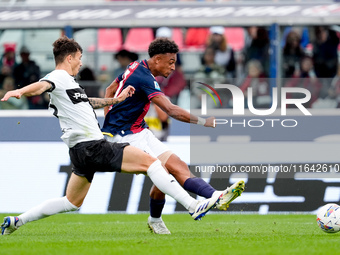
[69,139,130,183]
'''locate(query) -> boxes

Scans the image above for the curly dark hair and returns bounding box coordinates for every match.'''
[148,38,179,58]
[52,36,83,65]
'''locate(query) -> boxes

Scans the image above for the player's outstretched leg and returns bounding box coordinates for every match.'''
[216,180,245,211]
[1,216,20,235]
[147,160,223,221]
[165,154,245,210]
[1,175,86,236]
[122,146,223,221]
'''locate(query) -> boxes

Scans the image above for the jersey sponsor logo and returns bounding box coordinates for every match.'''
[66,88,89,104]
[154,81,160,90]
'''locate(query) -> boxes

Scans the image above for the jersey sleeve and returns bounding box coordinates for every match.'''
[115,72,124,84]
[141,76,164,100]
[39,72,57,92]
[39,71,67,94]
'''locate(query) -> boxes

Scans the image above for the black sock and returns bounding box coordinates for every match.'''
[149,198,165,218]
[183,177,216,198]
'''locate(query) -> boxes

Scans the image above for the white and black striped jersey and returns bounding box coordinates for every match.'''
[40,70,104,148]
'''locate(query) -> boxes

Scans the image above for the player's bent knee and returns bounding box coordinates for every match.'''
[164,153,191,184]
[140,152,158,172]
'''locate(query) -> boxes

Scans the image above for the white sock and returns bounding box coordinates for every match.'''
[147,160,196,211]
[19,196,79,225]
[149,216,162,223]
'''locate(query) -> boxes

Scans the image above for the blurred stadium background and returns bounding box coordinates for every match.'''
[1,0,340,215]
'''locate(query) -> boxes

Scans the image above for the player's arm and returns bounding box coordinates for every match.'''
[151,94,215,128]
[154,103,168,122]
[89,85,134,109]
[103,80,119,115]
[1,81,52,101]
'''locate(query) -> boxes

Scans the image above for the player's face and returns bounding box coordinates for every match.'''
[71,50,83,76]
[158,53,176,78]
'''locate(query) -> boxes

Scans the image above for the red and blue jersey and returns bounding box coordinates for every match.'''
[101,60,164,137]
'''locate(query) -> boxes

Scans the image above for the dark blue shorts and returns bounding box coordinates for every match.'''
[69,139,129,183]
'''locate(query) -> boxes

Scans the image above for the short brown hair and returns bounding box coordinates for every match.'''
[52,36,83,65]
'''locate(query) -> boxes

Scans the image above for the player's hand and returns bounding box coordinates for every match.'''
[1,90,22,102]
[117,85,135,102]
[204,116,216,128]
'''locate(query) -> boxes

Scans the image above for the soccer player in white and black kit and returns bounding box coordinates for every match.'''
[0,36,222,236]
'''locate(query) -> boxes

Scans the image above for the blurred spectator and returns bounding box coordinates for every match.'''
[207,26,236,79]
[13,46,40,89]
[239,59,270,109]
[0,76,28,110]
[0,43,16,89]
[12,46,48,109]
[191,46,226,109]
[239,26,258,82]
[113,49,138,79]
[244,27,258,51]
[155,27,186,104]
[282,31,305,78]
[282,27,310,49]
[194,46,225,84]
[243,27,270,76]
[78,66,99,97]
[99,50,138,98]
[0,43,17,72]
[285,56,322,108]
[79,66,96,81]
[326,65,340,108]
[312,26,339,78]
[0,65,12,89]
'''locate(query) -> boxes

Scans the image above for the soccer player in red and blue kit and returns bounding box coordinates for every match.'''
[102,38,245,234]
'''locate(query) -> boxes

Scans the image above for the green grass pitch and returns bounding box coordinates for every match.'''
[1,213,339,255]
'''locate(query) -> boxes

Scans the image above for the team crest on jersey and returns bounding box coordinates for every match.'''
[66,88,89,104]
[154,81,160,90]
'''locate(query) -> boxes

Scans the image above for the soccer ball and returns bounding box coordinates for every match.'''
[316,203,340,233]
